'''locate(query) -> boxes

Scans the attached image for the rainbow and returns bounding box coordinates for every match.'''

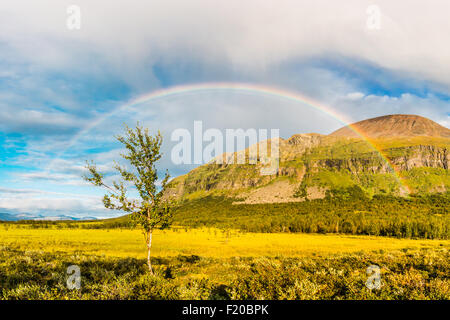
[48,82,410,193]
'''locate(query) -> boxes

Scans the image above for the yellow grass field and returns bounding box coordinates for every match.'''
[1,225,448,259]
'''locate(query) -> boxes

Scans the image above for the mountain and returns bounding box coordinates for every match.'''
[0,212,98,222]
[330,114,450,138]
[0,212,22,221]
[166,115,449,203]
[32,215,98,221]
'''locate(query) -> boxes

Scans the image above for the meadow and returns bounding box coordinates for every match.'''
[1,192,448,300]
[9,192,449,239]
[0,224,449,299]
[1,226,449,259]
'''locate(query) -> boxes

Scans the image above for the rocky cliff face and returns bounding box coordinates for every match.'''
[310,145,449,173]
[167,115,450,202]
[390,145,449,170]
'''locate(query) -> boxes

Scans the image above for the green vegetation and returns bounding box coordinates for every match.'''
[1,190,448,301]
[171,192,450,239]
[6,192,449,239]
[403,167,450,193]
[1,246,448,299]
[294,167,449,198]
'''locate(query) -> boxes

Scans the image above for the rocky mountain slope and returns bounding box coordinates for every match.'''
[166,115,450,203]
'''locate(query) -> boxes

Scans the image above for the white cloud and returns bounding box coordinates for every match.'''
[336,92,450,126]
[0,187,46,195]
[0,186,114,217]
[0,196,110,216]
[346,92,365,100]
[2,0,450,87]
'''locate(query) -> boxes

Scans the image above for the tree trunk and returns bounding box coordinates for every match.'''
[147,230,154,274]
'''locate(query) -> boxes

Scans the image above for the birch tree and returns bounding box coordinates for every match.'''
[84,125,173,274]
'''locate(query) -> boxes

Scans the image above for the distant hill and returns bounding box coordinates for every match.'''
[166,114,450,202]
[0,212,21,221]
[0,212,98,222]
[330,114,450,138]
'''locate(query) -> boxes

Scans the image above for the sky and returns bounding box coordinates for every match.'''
[0,0,449,218]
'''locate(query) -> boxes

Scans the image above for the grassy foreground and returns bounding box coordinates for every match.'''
[0,225,449,299]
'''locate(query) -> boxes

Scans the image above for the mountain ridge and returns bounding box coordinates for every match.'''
[166,114,449,202]
[330,114,450,138]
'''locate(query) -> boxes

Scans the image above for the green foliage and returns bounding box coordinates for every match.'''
[83,124,174,273]
[299,169,357,194]
[357,173,401,195]
[172,193,450,239]
[403,167,450,193]
[302,138,377,160]
[325,185,367,200]
[229,249,450,300]
[0,247,448,300]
